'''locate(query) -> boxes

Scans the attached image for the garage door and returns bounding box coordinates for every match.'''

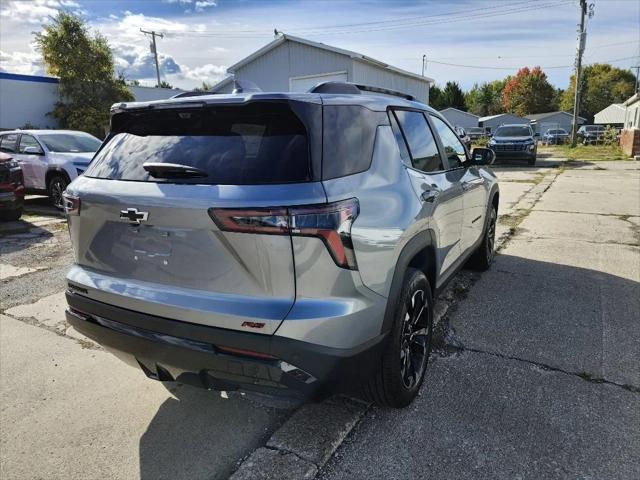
[289,71,348,92]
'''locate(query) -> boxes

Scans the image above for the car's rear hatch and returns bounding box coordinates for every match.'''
[66,99,325,335]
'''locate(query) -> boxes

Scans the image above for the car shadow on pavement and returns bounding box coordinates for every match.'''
[0,222,54,254]
[138,383,290,480]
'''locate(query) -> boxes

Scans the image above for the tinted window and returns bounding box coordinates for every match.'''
[18,135,43,154]
[394,110,442,172]
[85,103,311,185]
[430,116,467,169]
[494,126,532,137]
[388,111,410,163]
[0,134,18,153]
[322,105,385,179]
[38,134,101,153]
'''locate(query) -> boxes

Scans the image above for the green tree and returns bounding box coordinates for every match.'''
[157,80,174,89]
[192,81,214,92]
[560,63,636,122]
[428,84,446,110]
[465,79,506,116]
[34,12,133,138]
[440,81,466,110]
[502,66,555,116]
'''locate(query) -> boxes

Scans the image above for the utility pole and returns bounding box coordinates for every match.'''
[141,29,164,87]
[632,65,640,93]
[422,54,427,77]
[570,0,591,147]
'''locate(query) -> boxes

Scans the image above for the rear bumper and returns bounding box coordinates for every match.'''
[0,189,24,211]
[65,291,387,398]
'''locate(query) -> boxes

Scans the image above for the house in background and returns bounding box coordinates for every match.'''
[439,107,479,129]
[0,72,185,131]
[211,34,433,103]
[478,113,529,133]
[526,111,585,136]
[594,103,626,127]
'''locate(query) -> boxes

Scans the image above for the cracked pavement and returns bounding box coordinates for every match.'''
[320,160,640,480]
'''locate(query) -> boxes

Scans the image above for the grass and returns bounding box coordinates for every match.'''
[539,144,628,161]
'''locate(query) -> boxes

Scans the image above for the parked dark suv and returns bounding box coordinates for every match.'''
[488,124,537,165]
[63,82,499,407]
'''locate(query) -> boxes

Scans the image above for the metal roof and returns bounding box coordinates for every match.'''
[594,104,626,124]
[525,111,586,122]
[478,113,526,122]
[227,34,434,85]
[439,107,479,118]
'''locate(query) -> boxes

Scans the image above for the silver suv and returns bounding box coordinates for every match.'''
[64,82,499,408]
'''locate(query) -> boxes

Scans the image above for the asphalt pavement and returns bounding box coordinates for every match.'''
[1,158,639,479]
[319,160,640,479]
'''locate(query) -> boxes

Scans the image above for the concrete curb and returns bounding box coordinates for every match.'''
[230,396,369,479]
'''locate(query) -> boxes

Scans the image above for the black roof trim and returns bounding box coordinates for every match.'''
[308,81,414,101]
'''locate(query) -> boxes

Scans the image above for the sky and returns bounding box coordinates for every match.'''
[0,0,639,91]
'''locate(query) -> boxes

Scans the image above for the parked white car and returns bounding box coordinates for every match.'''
[0,130,102,209]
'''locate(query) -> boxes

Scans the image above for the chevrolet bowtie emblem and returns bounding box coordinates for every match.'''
[120,208,149,224]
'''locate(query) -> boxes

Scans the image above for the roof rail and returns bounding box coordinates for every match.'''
[308,81,414,101]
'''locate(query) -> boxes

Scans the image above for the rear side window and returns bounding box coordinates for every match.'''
[0,134,18,153]
[322,105,386,179]
[85,103,311,185]
[393,110,443,172]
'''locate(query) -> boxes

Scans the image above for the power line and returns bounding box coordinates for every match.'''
[425,55,638,71]
[155,0,573,38]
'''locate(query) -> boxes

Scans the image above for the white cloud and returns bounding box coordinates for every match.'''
[194,1,216,12]
[181,63,226,82]
[0,49,44,75]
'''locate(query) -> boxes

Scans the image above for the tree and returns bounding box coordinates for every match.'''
[34,12,133,138]
[193,81,214,92]
[465,79,506,116]
[560,63,636,122]
[128,79,141,86]
[157,80,174,89]
[441,81,466,110]
[502,66,555,116]
[428,84,446,110]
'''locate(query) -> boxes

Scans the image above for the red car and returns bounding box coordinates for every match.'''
[0,152,25,221]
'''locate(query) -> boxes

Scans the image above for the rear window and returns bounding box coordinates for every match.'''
[85,103,311,185]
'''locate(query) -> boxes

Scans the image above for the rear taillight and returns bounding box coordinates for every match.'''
[62,193,81,216]
[209,198,359,270]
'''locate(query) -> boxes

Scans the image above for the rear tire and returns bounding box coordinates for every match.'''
[364,268,433,408]
[48,174,68,210]
[469,204,497,271]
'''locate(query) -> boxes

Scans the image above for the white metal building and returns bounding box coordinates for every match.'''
[0,72,185,130]
[525,111,586,136]
[478,113,529,133]
[439,108,479,129]
[594,104,626,127]
[211,34,433,103]
[623,93,639,129]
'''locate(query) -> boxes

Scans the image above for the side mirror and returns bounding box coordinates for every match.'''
[23,146,43,155]
[470,147,495,165]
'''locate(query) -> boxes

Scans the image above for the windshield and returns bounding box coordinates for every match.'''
[39,134,101,153]
[494,126,531,137]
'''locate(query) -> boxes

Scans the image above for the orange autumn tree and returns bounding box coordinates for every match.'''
[502,66,555,116]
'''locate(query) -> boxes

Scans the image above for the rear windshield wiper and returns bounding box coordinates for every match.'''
[142,162,208,179]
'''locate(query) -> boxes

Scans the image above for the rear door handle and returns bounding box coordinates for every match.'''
[421,189,440,203]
